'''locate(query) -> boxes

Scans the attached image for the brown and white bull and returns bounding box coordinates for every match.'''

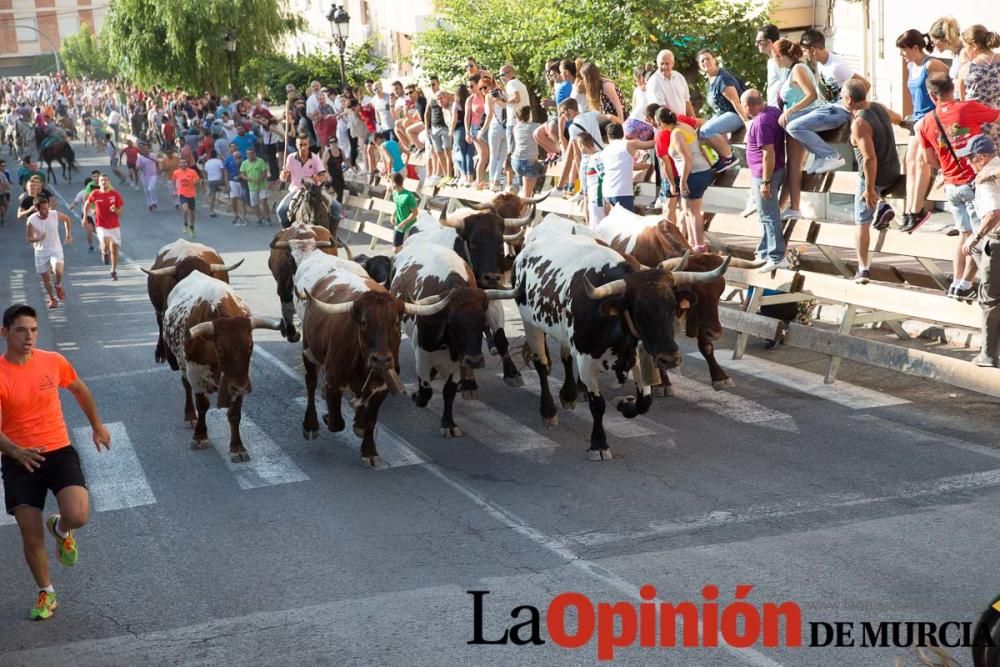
[390,241,517,437]
[142,239,245,367]
[162,272,283,462]
[295,265,452,466]
[407,206,531,388]
[267,223,339,343]
[594,206,763,391]
[513,220,730,460]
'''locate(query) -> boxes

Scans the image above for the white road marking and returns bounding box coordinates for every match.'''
[666,371,800,433]
[851,414,1000,461]
[566,468,1000,547]
[424,391,560,455]
[696,349,910,410]
[85,366,171,382]
[513,370,671,440]
[253,346,302,382]
[293,397,425,468]
[0,485,15,525]
[205,410,309,489]
[74,423,156,511]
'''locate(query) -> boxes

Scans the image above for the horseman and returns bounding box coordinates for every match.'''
[277,133,329,228]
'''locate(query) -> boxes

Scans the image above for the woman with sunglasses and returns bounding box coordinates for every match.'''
[465,73,489,187]
[478,75,507,190]
[322,136,346,203]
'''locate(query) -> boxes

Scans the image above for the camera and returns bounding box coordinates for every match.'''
[490,89,503,99]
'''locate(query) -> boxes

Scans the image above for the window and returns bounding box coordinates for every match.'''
[16,16,38,43]
[58,15,80,40]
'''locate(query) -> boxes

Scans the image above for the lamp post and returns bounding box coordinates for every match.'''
[326,4,350,89]
[223,30,237,99]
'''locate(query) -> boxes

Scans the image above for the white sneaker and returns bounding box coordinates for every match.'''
[811,155,846,174]
[757,258,790,273]
[741,197,757,218]
[652,196,665,211]
[781,209,802,220]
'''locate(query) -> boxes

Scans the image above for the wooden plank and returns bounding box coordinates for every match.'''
[344,195,372,211]
[369,198,396,216]
[403,178,422,191]
[537,196,584,218]
[718,307,782,340]
[828,169,947,202]
[724,267,803,293]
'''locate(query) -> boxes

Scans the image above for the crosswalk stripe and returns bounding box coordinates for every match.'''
[293,396,426,468]
[666,371,800,433]
[424,391,561,455]
[205,410,310,489]
[512,370,670,440]
[74,423,156,512]
[694,350,910,410]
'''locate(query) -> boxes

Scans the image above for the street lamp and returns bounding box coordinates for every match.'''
[223,30,237,99]
[327,4,350,89]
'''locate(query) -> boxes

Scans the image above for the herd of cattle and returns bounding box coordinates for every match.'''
[141,188,762,466]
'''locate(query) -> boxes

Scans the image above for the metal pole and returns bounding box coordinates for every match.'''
[12,23,61,73]
[338,49,347,90]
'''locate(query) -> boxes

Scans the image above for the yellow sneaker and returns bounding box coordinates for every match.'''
[47,514,78,566]
[29,590,58,621]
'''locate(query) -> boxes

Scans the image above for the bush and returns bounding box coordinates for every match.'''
[60,24,112,80]
[242,39,389,100]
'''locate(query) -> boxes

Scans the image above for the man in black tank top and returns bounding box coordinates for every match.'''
[842,79,902,284]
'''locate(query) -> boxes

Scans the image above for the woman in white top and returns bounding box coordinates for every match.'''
[928,17,969,91]
[478,74,507,190]
[773,38,823,220]
[657,108,714,251]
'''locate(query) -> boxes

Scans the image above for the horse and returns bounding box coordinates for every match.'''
[287,181,352,258]
[38,139,77,184]
[11,119,34,160]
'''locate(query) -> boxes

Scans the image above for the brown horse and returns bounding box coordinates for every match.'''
[38,139,77,184]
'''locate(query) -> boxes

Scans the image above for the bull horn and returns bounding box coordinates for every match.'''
[657,251,690,272]
[466,200,492,211]
[313,240,334,248]
[209,258,245,273]
[439,216,466,231]
[483,288,518,300]
[728,257,768,269]
[525,188,553,204]
[271,240,291,250]
[140,265,178,277]
[583,276,627,300]
[250,316,284,331]
[189,321,215,339]
[404,292,453,317]
[503,228,526,245]
[670,255,732,287]
[336,239,354,260]
[504,205,534,229]
[294,286,309,301]
[304,288,356,315]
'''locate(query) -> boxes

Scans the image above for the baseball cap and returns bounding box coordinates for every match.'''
[955,134,996,158]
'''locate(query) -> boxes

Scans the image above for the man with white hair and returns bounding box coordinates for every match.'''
[645,50,695,117]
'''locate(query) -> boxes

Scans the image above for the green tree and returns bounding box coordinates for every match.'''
[241,40,389,100]
[60,24,111,80]
[101,0,301,93]
[415,0,767,110]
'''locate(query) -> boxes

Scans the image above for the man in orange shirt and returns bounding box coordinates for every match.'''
[172,157,201,237]
[0,304,111,621]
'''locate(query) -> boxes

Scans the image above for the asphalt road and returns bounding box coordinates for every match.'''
[1,144,999,667]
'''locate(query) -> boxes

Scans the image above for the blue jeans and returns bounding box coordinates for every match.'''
[486,120,507,186]
[752,168,786,263]
[854,177,891,225]
[944,183,980,233]
[699,111,745,139]
[607,195,635,211]
[785,104,850,160]
[453,126,474,177]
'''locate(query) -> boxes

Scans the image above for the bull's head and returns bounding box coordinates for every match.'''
[142,257,244,280]
[439,212,507,288]
[189,315,283,397]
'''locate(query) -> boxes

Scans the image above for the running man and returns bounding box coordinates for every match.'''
[26,196,73,309]
[172,157,201,237]
[84,175,125,281]
[239,147,272,226]
[0,303,111,621]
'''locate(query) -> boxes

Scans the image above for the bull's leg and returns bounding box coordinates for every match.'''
[181,376,196,425]
[323,381,346,433]
[191,392,211,449]
[558,349,578,409]
[577,357,613,460]
[280,299,300,343]
[302,354,321,439]
[154,313,167,364]
[227,396,249,462]
[494,328,524,387]
[358,389,388,467]
[411,348,434,407]
[440,375,462,438]
[458,366,478,400]
[523,326,557,427]
[638,345,672,397]
[699,335,734,390]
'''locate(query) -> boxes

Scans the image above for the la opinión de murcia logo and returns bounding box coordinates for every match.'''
[468,587,1000,661]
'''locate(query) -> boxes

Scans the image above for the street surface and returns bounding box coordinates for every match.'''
[1,145,999,666]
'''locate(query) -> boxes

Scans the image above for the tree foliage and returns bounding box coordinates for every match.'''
[241,40,389,100]
[101,0,301,93]
[60,24,111,80]
[415,0,767,110]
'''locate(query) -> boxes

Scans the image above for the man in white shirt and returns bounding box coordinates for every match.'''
[959,135,1000,367]
[645,50,694,117]
[26,196,72,309]
[755,24,787,108]
[304,81,322,118]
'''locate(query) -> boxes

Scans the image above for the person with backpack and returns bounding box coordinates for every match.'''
[696,48,748,173]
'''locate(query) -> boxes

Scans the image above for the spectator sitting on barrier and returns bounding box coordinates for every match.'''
[696,48,746,174]
[841,79,901,285]
[958,134,1000,367]
[919,73,1000,300]
[773,38,823,221]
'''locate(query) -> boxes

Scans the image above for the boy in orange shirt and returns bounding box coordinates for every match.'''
[0,304,111,621]
[172,157,201,237]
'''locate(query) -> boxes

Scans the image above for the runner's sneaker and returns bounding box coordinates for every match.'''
[110,271,118,281]
[56,285,65,300]
[29,590,58,621]
[48,298,58,309]
[102,251,110,265]
[47,514,78,566]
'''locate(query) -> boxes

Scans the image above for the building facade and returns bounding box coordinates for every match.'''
[0,0,107,75]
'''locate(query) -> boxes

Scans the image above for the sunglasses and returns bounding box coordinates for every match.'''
[464,64,474,69]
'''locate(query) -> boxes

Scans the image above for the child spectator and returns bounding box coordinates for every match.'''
[511,106,542,198]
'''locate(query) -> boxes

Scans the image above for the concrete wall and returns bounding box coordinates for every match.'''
[0,0,107,72]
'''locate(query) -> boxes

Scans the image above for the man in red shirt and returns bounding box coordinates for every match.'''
[119,139,141,190]
[0,304,111,620]
[918,73,1000,298]
[84,174,125,281]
